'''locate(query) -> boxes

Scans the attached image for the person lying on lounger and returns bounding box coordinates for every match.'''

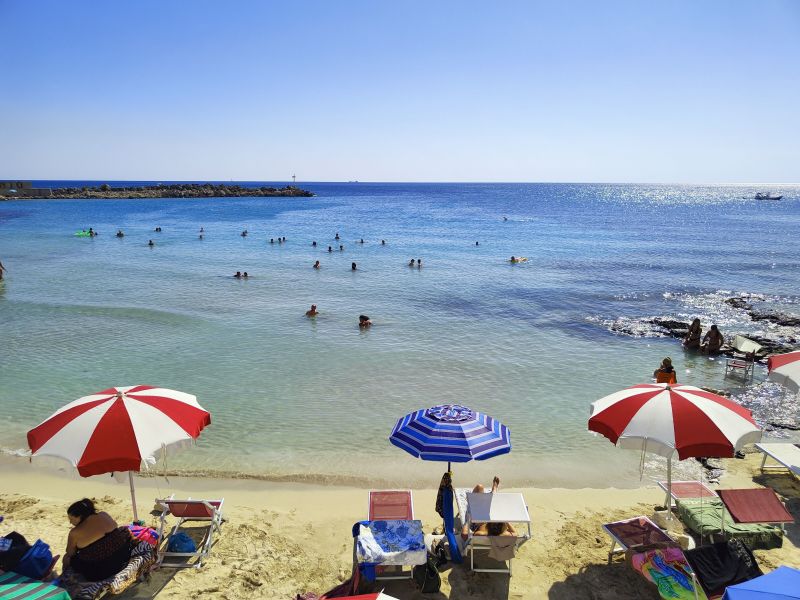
[461,476,516,539]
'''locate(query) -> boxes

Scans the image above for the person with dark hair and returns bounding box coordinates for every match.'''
[63,498,131,580]
[683,318,702,350]
[653,357,677,384]
[148,240,154,247]
[312,241,317,247]
[461,477,516,539]
[701,324,724,355]
[351,262,357,271]
[381,239,386,245]
[313,260,320,269]
[115,230,124,238]
[409,259,415,267]
[335,232,340,240]
[234,271,242,278]
[417,258,422,268]
[306,304,318,317]
[359,315,372,328]
[328,246,332,253]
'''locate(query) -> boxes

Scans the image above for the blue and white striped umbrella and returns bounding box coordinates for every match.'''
[389,404,511,465]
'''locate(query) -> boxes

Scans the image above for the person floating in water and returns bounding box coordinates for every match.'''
[282,237,286,242]
[409,259,415,267]
[359,238,364,244]
[306,304,318,317]
[351,262,357,271]
[381,239,386,245]
[243,272,249,278]
[241,230,248,237]
[312,241,317,247]
[339,245,344,251]
[0,260,6,280]
[270,238,274,244]
[88,228,96,237]
[701,324,724,355]
[417,258,422,268]
[653,357,677,384]
[335,232,340,240]
[328,245,333,253]
[234,271,242,278]
[313,260,320,269]
[116,230,124,238]
[510,256,527,263]
[148,239,154,247]
[359,314,372,328]
[154,227,162,232]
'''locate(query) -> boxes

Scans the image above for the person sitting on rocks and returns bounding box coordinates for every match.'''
[701,324,724,355]
[683,318,702,350]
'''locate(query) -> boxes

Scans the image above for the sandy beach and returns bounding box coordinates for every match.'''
[1,453,798,599]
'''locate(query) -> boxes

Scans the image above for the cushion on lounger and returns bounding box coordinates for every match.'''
[675,498,783,550]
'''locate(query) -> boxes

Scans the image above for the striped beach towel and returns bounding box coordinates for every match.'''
[0,571,71,600]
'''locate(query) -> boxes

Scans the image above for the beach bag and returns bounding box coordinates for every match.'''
[166,532,196,553]
[412,554,441,593]
[0,531,31,572]
[16,539,54,579]
[128,524,159,547]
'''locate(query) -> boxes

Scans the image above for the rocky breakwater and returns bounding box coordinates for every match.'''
[5,183,314,199]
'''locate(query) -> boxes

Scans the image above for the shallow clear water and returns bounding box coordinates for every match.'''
[1,183,798,487]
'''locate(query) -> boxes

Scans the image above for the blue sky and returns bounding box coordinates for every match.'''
[1,0,798,182]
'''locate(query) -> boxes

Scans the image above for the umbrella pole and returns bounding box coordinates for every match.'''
[128,471,139,522]
[665,456,673,521]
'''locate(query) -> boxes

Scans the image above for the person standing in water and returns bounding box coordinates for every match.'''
[359,314,372,328]
[409,259,415,267]
[313,260,320,269]
[653,357,677,384]
[148,240,154,247]
[306,304,318,317]
[683,318,702,350]
[351,262,357,271]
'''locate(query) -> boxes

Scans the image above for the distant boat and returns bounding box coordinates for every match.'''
[755,192,783,200]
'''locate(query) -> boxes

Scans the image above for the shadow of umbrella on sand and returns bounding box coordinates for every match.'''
[27,385,211,521]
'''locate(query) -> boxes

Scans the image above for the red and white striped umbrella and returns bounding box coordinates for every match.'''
[589,383,761,509]
[768,350,800,393]
[28,385,210,519]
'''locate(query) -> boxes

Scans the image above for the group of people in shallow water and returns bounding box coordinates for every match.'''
[304,304,371,328]
[682,318,725,354]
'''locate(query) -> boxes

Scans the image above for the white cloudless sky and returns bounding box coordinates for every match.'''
[1,0,798,182]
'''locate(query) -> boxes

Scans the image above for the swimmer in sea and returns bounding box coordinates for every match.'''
[339,245,344,251]
[116,230,124,238]
[475,241,479,246]
[335,232,340,240]
[270,238,274,244]
[200,227,204,233]
[234,271,242,278]
[381,240,386,245]
[328,246,333,253]
[351,262,357,271]
[503,217,508,221]
[241,230,248,237]
[199,233,204,240]
[306,304,318,317]
[409,259,415,267]
[417,258,422,268]
[88,228,95,237]
[282,237,286,242]
[359,238,364,244]
[359,314,372,328]
[313,260,320,269]
[312,241,317,247]
[243,272,249,278]
[148,240,154,247]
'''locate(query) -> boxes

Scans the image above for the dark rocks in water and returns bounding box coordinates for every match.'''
[767,420,800,431]
[725,297,753,310]
[748,310,800,327]
[650,318,690,339]
[12,183,314,199]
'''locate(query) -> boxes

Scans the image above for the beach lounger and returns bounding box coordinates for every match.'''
[628,546,708,600]
[684,539,762,600]
[155,497,224,569]
[368,490,414,521]
[717,488,794,531]
[464,491,531,576]
[0,570,71,600]
[658,480,718,507]
[354,519,426,581]
[675,498,783,550]
[601,516,676,564]
[755,442,800,479]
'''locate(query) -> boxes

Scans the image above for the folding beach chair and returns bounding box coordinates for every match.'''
[155,497,224,569]
[717,488,794,532]
[601,516,677,564]
[354,520,426,581]
[658,480,718,508]
[463,492,531,576]
[724,336,761,382]
[755,442,800,479]
[368,490,414,521]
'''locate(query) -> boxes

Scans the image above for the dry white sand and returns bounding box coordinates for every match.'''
[1,454,798,599]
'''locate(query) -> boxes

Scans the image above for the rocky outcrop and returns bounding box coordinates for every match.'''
[725,296,800,327]
[2,183,314,199]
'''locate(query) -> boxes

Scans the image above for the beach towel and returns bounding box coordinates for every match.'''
[63,540,156,600]
[487,536,517,562]
[684,540,762,599]
[629,546,708,600]
[675,498,783,550]
[355,520,426,566]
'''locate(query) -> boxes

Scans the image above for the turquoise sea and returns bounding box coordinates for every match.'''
[1,182,798,488]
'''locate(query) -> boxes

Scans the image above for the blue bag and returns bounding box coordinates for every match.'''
[16,539,54,579]
[167,532,196,553]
